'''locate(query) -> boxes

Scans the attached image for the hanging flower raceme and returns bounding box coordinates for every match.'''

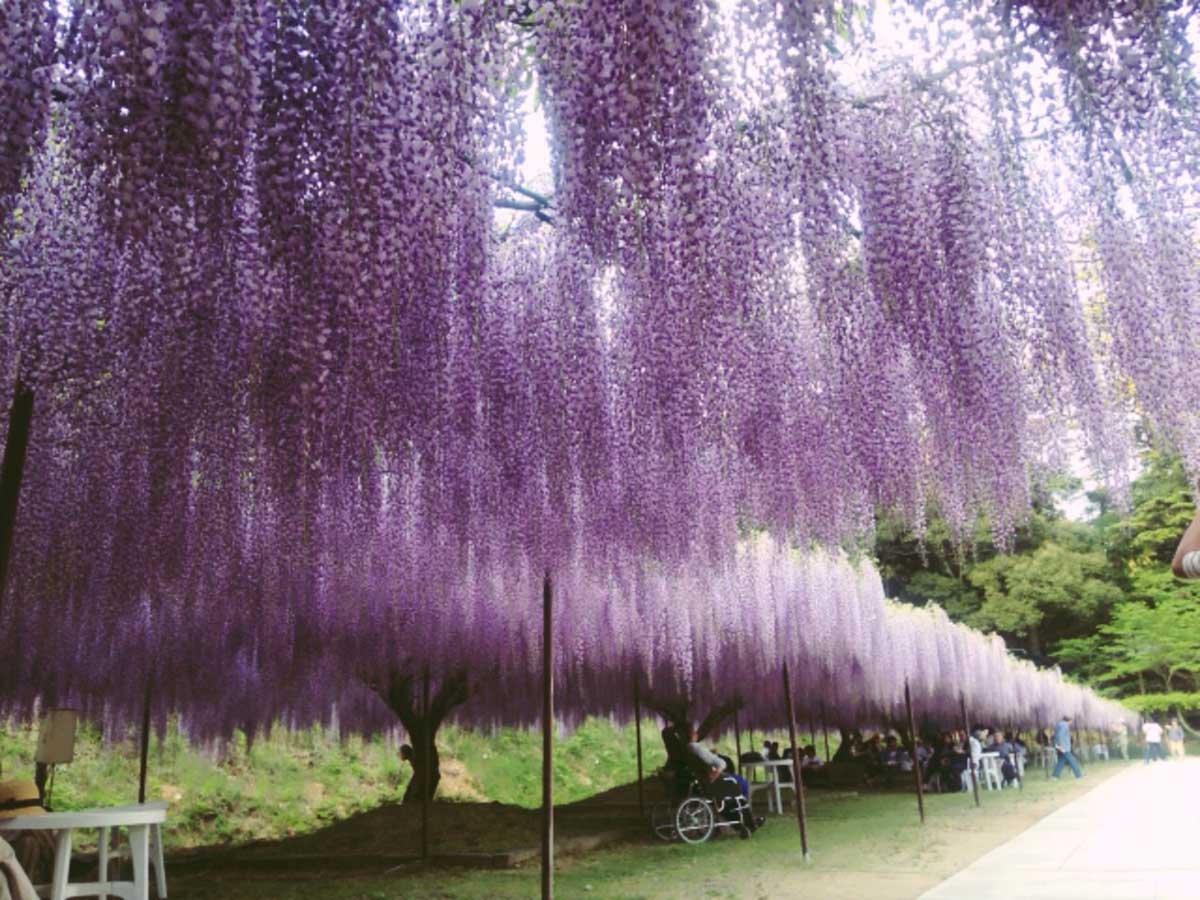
[0,0,55,229]
[0,0,1183,743]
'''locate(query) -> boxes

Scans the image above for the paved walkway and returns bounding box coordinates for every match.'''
[921,758,1200,900]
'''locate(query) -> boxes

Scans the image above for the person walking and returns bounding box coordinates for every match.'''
[1166,718,1185,760]
[1051,716,1084,779]
[1142,717,1165,763]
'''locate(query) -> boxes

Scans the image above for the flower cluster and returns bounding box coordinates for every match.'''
[0,1,1184,736]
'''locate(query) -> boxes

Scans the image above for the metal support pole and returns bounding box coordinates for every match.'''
[138,679,152,804]
[820,702,831,763]
[0,382,33,615]
[733,705,743,775]
[904,681,926,824]
[633,674,646,820]
[541,572,554,900]
[960,691,980,808]
[421,666,431,864]
[782,663,811,862]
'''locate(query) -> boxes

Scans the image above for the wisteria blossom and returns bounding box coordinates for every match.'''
[0,1,1187,735]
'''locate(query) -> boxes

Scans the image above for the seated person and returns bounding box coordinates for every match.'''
[766,740,782,761]
[740,746,765,764]
[797,744,823,785]
[0,779,54,888]
[927,732,968,792]
[685,728,726,779]
[989,731,1020,785]
[880,735,909,767]
[831,728,862,764]
[714,749,750,798]
[859,734,885,776]
[915,739,932,768]
[684,728,759,836]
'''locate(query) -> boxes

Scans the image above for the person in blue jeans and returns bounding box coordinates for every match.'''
[1052,715,1084,779]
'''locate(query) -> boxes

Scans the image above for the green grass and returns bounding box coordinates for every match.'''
[169,760,1132,900]
[1,721,408,848]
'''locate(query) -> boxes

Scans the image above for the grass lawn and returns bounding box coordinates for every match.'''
[171,759,1132,900]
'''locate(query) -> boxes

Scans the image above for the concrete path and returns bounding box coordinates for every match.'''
[920,758,1200,900]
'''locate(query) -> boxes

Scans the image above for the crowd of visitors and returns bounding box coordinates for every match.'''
[654,708,1190,830]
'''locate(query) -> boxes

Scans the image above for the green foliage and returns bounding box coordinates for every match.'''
[1065,597,1200,694]
[965,526,1122,656]
[1109,452,1197,569]
[0,716,666,849]
[0,720,406,849]
[1120,692,1200,713]
[878,447,1200,695]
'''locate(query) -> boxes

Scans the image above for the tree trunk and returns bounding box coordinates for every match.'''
[1026,625,1043,659]
[402,735,441,806]
[0,382,33,615]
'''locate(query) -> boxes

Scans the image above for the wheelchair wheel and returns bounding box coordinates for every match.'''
[675,797,715,844]
[650,801,679,841]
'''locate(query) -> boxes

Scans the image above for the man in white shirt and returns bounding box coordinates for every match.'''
[1172,509,1200,578]
[1142,718,1165,764]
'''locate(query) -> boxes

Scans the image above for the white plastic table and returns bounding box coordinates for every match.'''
[0,802,167,900]
[741,759,795,813]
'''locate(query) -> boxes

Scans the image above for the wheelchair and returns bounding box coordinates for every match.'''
[650,771,756,844]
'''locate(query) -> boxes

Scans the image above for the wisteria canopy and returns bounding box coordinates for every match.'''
[2,0,1193,737]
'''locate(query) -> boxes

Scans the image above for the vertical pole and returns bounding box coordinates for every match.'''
[808,712,817,751]
[633,673,646,820]
[733,705,743,775]
[820,702,831,763]
[782,663,810,862]
[421,666,431,864]
[541,572,554,900]
[0,383,33,615]
[904,681,926,824]
[138,678,152,804]
[959,692,980,808]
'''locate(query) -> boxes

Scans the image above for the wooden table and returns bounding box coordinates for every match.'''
[0,802,167,900]
[741,759,795,813]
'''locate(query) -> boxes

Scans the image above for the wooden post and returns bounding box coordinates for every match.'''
[904,681,926,824]
[959,691,980,808]
[633,673,646,820]
[782,662,810,862]
[137,678,152,804]
[541,572,554,900]
[820,702,831,763]
[421,666,431,864]
[0,382,33,615]
[733,705,743,775]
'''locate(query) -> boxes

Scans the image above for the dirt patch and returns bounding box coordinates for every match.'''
[167,775,663,881]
